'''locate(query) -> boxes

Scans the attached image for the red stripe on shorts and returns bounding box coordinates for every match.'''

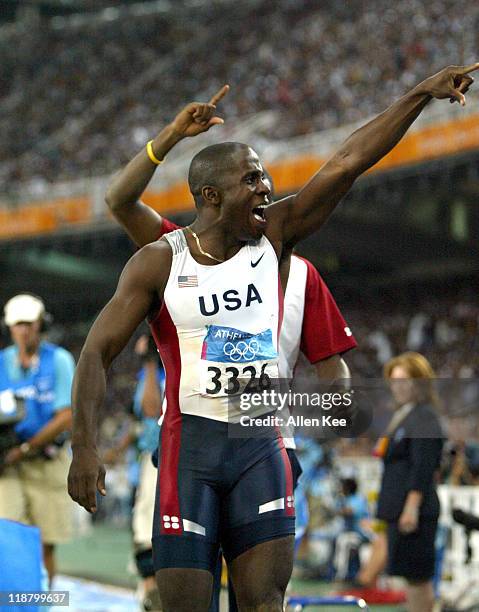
[274,428,295,516]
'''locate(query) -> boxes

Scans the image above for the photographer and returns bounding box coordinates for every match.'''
[0,294,75,586]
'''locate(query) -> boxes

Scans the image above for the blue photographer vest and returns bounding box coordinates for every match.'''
[0,343,57,441]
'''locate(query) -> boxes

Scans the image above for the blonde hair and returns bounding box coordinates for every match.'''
[383,351,438,405]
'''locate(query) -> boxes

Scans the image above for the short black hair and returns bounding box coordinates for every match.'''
[188,142,250,207]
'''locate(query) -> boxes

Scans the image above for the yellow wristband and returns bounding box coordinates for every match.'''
[146,140,164,165]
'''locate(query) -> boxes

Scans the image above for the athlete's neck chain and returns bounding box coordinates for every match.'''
[186,227,224,263]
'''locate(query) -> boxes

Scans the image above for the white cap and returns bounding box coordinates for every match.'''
[4,294,45,327]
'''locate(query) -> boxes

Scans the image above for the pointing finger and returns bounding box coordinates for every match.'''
[458,62,479,75]
[209,84,230,106]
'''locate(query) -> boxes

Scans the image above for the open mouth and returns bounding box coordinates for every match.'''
[251,205,266,222]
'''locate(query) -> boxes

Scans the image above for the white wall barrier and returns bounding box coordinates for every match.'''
[438,485,479,589]
[334,458,479,590]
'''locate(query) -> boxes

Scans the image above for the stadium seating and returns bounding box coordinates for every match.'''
[1,0,478,191]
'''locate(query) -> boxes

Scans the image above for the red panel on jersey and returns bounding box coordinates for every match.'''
[157,218,181,239]
[150,304,183,535]
[298,256,357,364]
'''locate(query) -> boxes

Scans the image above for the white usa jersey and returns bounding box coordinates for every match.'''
[150,229,282,422]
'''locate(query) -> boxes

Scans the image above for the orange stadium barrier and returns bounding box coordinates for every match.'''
[142,182,193,213]
[2,113,479,239]
[372,112,479,172]
[0,197,91,240]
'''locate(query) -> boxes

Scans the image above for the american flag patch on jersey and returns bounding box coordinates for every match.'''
[178,275,198,288]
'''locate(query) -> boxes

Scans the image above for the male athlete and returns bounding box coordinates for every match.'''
[107,167,357,612]
[68,64,478,612]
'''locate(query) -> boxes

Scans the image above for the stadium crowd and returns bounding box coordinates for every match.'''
[348,290,479,380]
[1,0,479,195]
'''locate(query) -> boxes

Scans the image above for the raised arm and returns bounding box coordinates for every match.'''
[106,86,229,247]
[67,241,172,512]
[270,64,478,246]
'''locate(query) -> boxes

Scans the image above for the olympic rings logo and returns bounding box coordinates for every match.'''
[223,339,260,362]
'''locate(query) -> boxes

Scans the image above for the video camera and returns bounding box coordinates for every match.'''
[0,390,25,467]
[453,508,479,533]
[452,507,479,566]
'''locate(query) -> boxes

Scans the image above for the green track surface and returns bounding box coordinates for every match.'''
[57,523,138,589]
[57,525,405,611]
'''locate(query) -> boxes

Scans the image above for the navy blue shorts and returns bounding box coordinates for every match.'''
[152,414,295,574]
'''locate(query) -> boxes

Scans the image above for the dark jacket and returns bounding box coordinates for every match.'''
[376,403,444,522]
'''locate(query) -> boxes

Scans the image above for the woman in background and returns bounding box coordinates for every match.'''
[376,352,444,612]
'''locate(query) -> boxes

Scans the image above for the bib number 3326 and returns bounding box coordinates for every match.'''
[205,362,273,396]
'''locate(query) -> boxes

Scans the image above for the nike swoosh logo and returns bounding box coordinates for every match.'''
[251,253,265,268]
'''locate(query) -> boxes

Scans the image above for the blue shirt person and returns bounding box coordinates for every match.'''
[0,294,75,587]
